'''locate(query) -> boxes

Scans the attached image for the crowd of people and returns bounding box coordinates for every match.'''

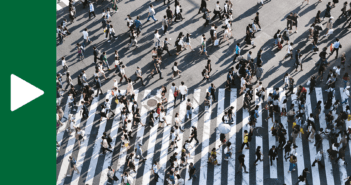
[57,0,351,184]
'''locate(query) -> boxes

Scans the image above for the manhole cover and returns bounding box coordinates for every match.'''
[147,99,157,107]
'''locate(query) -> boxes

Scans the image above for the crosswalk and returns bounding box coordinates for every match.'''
[57,0,79,11]
[56,87,351,185]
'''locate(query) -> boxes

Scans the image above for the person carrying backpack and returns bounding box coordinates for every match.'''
[67,156,79,176]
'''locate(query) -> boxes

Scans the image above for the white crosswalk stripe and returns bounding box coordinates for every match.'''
[56,88,351,185]
[57,0,79,11]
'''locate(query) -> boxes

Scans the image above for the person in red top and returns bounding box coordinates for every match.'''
[297,85,307,100]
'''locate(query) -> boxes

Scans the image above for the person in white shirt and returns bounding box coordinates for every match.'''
[285,42,293,60]
[174,4,184,22]
[212,1,223,20]
[152,161,160,182]
[121,172,133,185]
[312,150,324,167]
[82,28,91,47]
[146,4,158,22]
[104,98,115,118]
[179,81,188,101]
[224,142,233,161]
[61,57,68,73]
[239,77,247,94]
[89,2,96,19]
[342,87,350,104]
[101,137,113,154]
[108,25,118,42]
[172,62,182,79]
[154,29,161,47]
[330,38,341,59]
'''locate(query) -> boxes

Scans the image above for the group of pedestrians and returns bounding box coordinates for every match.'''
[57,0,351,184]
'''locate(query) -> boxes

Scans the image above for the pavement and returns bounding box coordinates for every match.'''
[56,0,351,184]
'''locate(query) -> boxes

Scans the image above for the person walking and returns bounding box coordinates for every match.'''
[254,12,261,30]
[189,126,199,145]
[233,43,241,63]
[330,38,341,59]
[238,130,249,152]
[268,145,278,166]
[254,146,263,165]
[152,161,160,182]
[198,0,207,14]
[82,28,91,47]
[94,76,103,97]
[101,136,113,154]
[135,142,146,161]
[238,154,249,173]
[188,163,197,180]
[312,150,324,167]
[67,156,79,176]
[212,1,222,21]
[146,4,158,22]
[204,9,211,27]
[199,37,209,57]
[323,2,333,20]
[179,81,188,101]
[134,66,145,86]
[162,16,168,34]
[296,168,310,184]
[89,2,96,19]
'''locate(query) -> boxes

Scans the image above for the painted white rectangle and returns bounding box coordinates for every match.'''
[142,90,163,185]
[56,96,84,185]
[227,88,237,185]
[99,90,132,185]
[157,89,175,185]
[266,88,277,179]
[242,90,250,185]
[256,136,263,185]
[174,93,187,179]
[70,96,100,185]
[57,95,72,146]
[291,88,305,178]
[254,88,263,127]
[199,89,211,185]
[185,89,201,185]
[280,90,292,185]
[84,91,112,185]
[338,88,348,183]
[214,88,225,184]
[123,90,149,185]
[315,88,335,185]
[305,88,321,185]
[57,3,63,11]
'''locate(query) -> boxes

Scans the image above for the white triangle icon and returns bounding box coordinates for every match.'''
[11,74,44,111]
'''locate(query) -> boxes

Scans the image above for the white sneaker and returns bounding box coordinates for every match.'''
[108,40,111,42]
[115,37,118,40]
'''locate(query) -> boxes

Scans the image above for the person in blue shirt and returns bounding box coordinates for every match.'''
[208,83,216,101]
[233,43,241,63]
[89,2,96,19]
[134,16,141,37]
[226,71,233,91]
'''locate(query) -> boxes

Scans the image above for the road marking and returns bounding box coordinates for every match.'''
[266,88,277,179]
[315,88,335,185]
[214,88,225,184]
[56,96,84,185]
[256,136,263,185]
[228,88,237,185]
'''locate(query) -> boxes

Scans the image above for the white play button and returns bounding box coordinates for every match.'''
[11,74,44,111]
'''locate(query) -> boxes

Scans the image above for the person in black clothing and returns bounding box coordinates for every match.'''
[93,46,99,64]
[254,12,261,30]
[284,140,292,159]
[162,38,172,56]
[314,128,323,149]
[188,162,197,180]
[211,1,222,21]
[309,76,316,94]
[296,168,310,184]
[198,0,207,14]
[103,132,113,148]
[94,76,103,96]
[254,146,263,165]
[238,154,249,173]
[257,49,263,67]
[277,129,287,149]
[286,12,293,30]
[268,145,278,166]
[82,101,89,118]
[323,2,333,20]
[189,126,199,145]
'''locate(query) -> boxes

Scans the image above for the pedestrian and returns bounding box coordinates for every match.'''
[82,28,91,47]
[186,99,193,119]
[162,37,172,56]
[75,127,85,145]
[330,38,341,59]
[199,37,209,57]
[107,166,119,183]
[342,87,350,104]
[254,12,261,30]
[152,161,160,182]
[146,4,158,22]
[77,43,84,61]
[288,155,297,172]
[121,171,133,185]
[179,81,188,101]
[103,132,113,148]
[67,156,79,176]
[311,150,324,167]
[238,154,249,173]
[174,3,184,22]
[233,43,241,63]
[285,42,293,60]
[204,9,211,27]
[268,145,278,166]
[254,146,263,165]
[238,130,249,152]
[88,2,96,19]
[151,57,163,79]
[212,1,222,20]
[101,136,113,154]
[198,0,207,14]
[296,168,310,184]
[94,76,103,96]
[323,2,333,20]
[189,126,199,145]
[108,25,118,42]
[162,15,168,34]
[134,66,145,86]
[188,163,197,180]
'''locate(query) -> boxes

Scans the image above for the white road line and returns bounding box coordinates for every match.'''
[142,91,162,185]
[124,90,150,185]
[254,88,263,127]
[266,88,277,179]
[157,89,175,185]
[57,95,72,146]
[315,88,335,185]
[99,90,130,185]
[214,89,224,183]
[338,88,348,183]
[57,3,63,11]
[185,89,200,185]
[70,96,100,185]
[174,94,187,179]
[306,88,321,185]
[255,88,263,185]
[291,88,305,180]
[56,96,84,185]
[228,88,237,185]
[85,91,112,185]
[256,136,263,185]
[199,90,211,185]
[281,90,292,185]
[242,91,250,185]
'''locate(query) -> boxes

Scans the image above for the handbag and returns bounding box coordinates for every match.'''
[292,122,296,128]
[214,39,219,46]
[306,80,311,86]
[115,99,119,104]
[330,43,333,52]
[174,90,178,97]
